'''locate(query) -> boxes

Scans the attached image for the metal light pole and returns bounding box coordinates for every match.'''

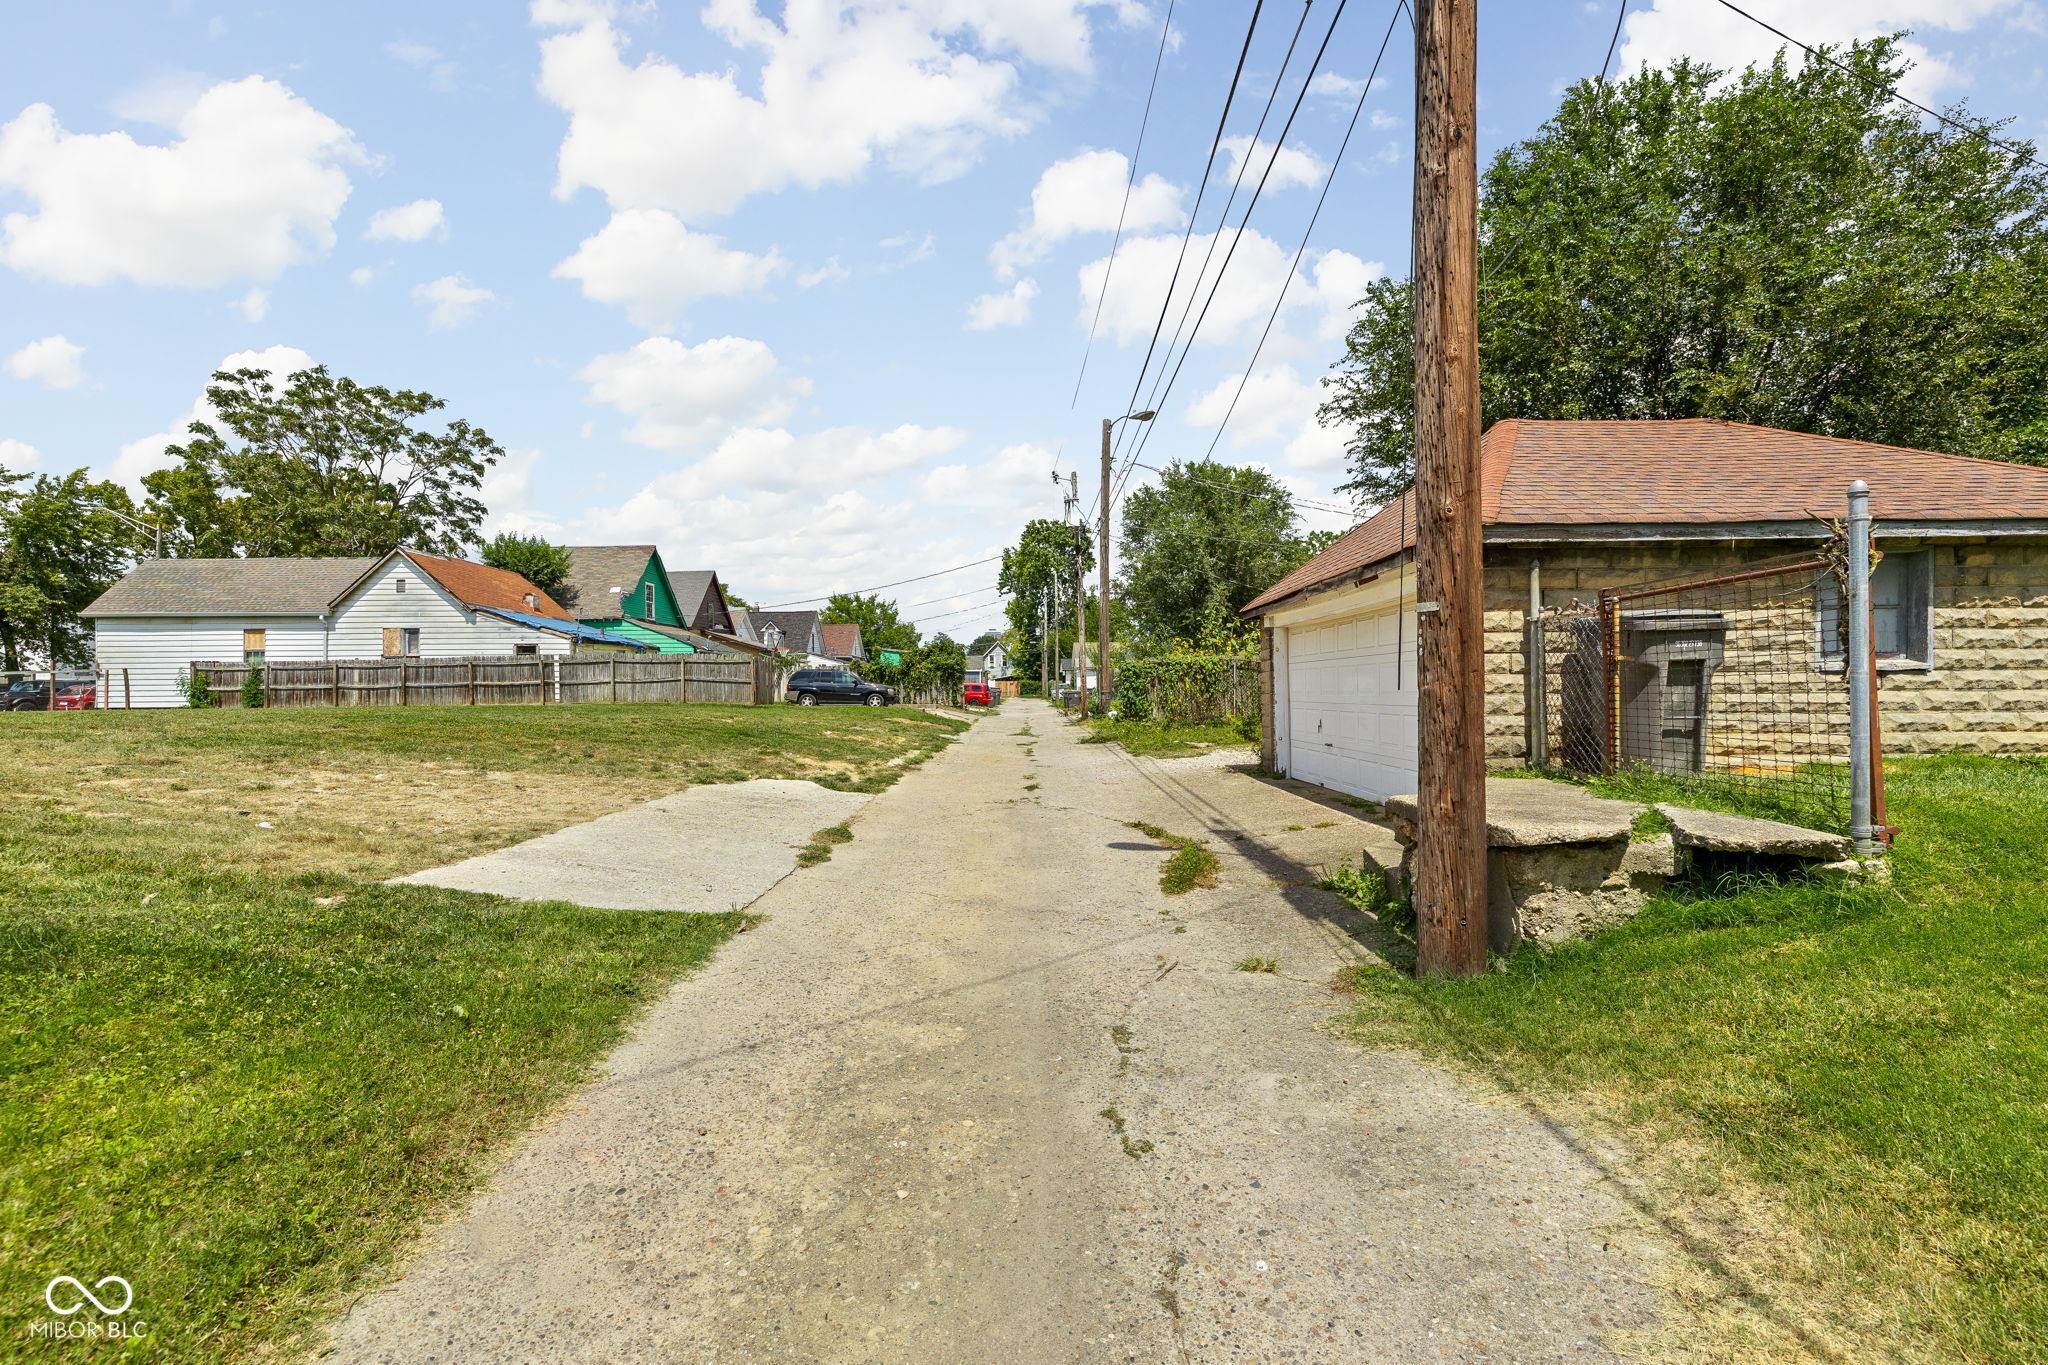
[1098,410,1154,715]
[94,505,168,558]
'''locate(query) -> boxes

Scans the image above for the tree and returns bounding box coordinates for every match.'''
[724,589,758,611]
[1117,460,1325,645]
[821,592,919,653]
[1322,38,2048,502]
[0,467,146,670]
[481,532,573,597]
[998,518,1093,681]
[142,364,502,556]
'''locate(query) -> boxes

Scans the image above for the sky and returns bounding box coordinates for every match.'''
[3,0,2045,642]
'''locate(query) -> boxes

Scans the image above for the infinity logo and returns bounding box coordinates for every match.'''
[45,1276,133,1316]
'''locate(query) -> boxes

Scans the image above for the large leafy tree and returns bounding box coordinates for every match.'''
[1323,38,2048,501]
[1117,460,1329,645]
[998,518,1093,680]
[0,466,147,669]
[143,365,501,556]
[480,532,573,597]
[821,592,920,653]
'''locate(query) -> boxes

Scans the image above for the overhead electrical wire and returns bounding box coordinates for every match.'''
[1086,0,1270,525]
[759,555,1002,609]
[1070,0,1180,410]
[1125,458,1355,517]
[1198,0,1409,463]
[1110,0,1355,508]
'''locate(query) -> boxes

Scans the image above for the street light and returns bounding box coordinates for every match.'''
[91,504,168,559]
[1097,409,1155,712]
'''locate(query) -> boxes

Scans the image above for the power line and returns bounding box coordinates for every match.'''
[1071,0,1180,409]
[760,556,1002,609]
[1088,0,1270,524]
[1201,0,1409,462]
[913,593,1009,625]
[1113,0,1354,506]
[1126,458,1356,517]
[1711,0,2048,173]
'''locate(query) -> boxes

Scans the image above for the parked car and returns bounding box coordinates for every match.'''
[784,668,897,707]
[962,682,996,707]
[4,678,55,711]
[50,682,96,711]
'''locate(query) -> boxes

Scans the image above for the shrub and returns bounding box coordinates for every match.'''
[184,669,215,708]
[240,666,265,709]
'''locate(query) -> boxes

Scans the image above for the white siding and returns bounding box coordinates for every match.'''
[92,615,329,708]
[1271,569,1420,802]
[327,557,572,660]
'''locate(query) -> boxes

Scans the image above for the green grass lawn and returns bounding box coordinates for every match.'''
[0,703,965,1360]
[1082,715,1255,757]
[1336,753,2048,1363]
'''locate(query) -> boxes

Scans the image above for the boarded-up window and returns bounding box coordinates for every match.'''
[395,576,408,594]
[242,629,266,664]
[382,628,402,658]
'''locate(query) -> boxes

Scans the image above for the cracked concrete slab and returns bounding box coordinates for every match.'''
[330,702,1667,1363]
[394,777,870,913]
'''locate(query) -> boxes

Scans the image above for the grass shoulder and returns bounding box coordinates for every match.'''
[1330,754,2048,1363]
[1081,715,1253,757]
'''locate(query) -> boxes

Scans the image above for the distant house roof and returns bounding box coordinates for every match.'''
[753,610,823,652]
[723,608,761,644]
[1244,418,2048,615]
[472,607,655,649]
[405,551,571,620]
[666,570,734,633]
[620,618,742,654]
[83,556,381,617]
[559,545,657,617]
[819,622,864,659]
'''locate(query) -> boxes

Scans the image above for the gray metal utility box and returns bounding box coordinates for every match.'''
[1617,610,1727,772]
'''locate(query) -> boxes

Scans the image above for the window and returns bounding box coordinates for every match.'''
[382,627,421,658]
[242,629,266,665]
[394,577,407,594]
[1817,551,1932,668]
[642,583,656,619]
[514,642,539,656]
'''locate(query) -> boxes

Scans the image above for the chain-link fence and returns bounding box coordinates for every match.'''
[1527,548,1884,835]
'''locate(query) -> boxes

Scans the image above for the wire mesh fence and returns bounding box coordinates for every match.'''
[1527,547,1882,834]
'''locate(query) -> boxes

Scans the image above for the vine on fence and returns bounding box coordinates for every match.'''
[1113,624,1260,730]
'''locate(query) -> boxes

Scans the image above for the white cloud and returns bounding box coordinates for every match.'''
[108,70,213,127]
[552,208,785,330]
[230,286,269,322]
[1184,364,1348,470]
[531,0,1118,221]
[0,76,364,288]
[0,437,41,472]
[1303,249,1380,341]
[919,441,1054,506]
[1616,0,2021,100]
[349,264,377,287]
[990,148,1181,277]
[798,256,850,288]
[1216,135,1324,191]
[386,40,460,92]
[966,277,1038,329]
[413,273,495,329]
[1078,232,1381,352]
[111,344,315,487]
[479,448,561,538]
[6,334,86,389]
[1308,71,1367,99]
[576,335,812,449]
[365,198,446,242]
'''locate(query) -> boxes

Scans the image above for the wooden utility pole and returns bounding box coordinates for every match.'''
[1411,0,1488,977]
[1065,471,1088,715]
[1098,418,1115,714]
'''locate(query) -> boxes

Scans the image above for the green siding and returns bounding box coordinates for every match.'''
[579,619,697,654]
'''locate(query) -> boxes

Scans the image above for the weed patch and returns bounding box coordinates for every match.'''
[1234,957,1279,974]
[1126,821,1220,895]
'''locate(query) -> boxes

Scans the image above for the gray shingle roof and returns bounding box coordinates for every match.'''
[83,557,381,617]
[752,610,822,652]
[559,546,656,617]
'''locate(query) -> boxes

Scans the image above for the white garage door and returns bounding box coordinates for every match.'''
[1283,606,1417,802]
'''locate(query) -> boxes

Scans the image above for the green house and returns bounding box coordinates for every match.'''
[560,545,705,653]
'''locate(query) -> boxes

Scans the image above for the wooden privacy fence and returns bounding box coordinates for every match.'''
[193,653,780,709]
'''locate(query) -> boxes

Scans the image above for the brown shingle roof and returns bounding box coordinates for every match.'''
[405,551,571,620]
[559,545,656,617]
[1244,419,2048,615]
[83,556,380,617]
[819,622,863,658]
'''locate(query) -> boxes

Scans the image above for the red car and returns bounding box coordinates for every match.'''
[50,682,96,710]
[962,682,997,707]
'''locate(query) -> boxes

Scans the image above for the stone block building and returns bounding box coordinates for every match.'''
[1240,418,2048,802]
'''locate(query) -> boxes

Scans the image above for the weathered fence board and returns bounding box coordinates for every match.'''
[192,653,776,709]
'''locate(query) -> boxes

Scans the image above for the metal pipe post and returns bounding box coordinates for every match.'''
[1846,480,1876,855]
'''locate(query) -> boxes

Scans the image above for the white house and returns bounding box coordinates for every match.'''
[965,642,1009,684]
[84,549,651,707]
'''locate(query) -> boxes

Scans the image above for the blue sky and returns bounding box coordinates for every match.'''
[4,0,2045,640]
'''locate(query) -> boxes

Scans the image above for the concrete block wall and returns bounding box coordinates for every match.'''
[1481,538,2048,767]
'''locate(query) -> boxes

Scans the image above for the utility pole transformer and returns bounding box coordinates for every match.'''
[1411,0,1488,977]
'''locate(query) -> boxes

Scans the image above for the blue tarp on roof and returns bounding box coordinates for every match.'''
[475,607,656,650]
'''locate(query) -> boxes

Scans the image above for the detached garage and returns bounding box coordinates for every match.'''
[1244,418,2048,802]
